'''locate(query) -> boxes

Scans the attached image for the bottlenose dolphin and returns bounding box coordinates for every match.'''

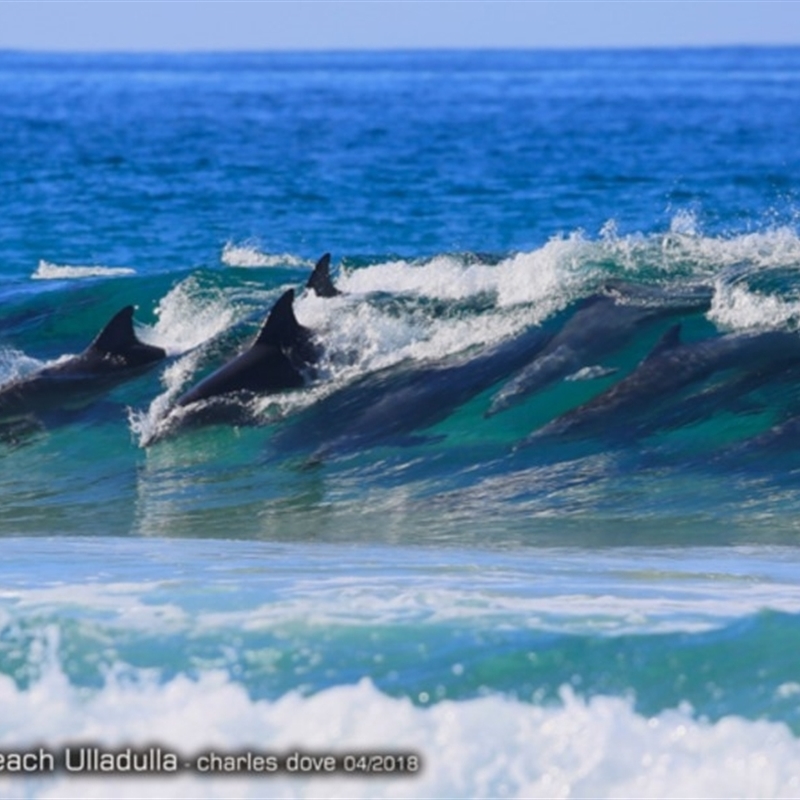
[0,305,166,421]
[626,364,796,440]
[175,288,317,408]
[486,282,713,417]
[522,324,800,443]
[306,252,340,298]
[171,252,340,389]
[174,252,339,409]
[272,322,553,462]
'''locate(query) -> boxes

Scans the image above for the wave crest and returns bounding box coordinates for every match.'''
[32,260,136,280]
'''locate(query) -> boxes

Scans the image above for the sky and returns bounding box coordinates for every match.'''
[0,1,799,52]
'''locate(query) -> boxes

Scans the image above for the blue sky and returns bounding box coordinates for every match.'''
[1,1,799,51]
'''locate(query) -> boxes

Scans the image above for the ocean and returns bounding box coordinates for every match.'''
[1,47,800,798]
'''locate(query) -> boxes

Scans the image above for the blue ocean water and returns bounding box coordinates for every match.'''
[2,48,800,797]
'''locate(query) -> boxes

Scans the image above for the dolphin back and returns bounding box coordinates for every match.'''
[255,291,301,348]
[175,290,316,409]
[86,306,166,369]
[255,289,319,366]
[306,253,340,298]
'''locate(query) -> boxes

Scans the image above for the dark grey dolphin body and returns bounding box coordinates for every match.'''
[671,362,800,461]
[486,282,713,417]
[171,252,340,389]
[522,324,800,444]
[0,305,166,422]
[176,289,317,408]
[175,253,339,409]
[272,323,553,462]
[305,252,340,298]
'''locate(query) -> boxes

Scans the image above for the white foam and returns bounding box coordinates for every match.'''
[127,276,269,445]
[221,243,309,269]
[147,276,244,357]
[301,294,522,376]
[32,260,136,280]
[494,234,600,311]
[597,216,800,282]
[586,218,800,332]
[332,242,593,317]
[709,281,800,332]
[1,667,799,799]
[0,347,45,384]
[337,255,498,300]
[9,542,800,638]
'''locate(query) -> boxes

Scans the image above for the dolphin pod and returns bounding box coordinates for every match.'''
[4,252,800,464]
[521,323,800,445]
[0,253,336,434]
[271,322,554,461]
[485,281,713,417]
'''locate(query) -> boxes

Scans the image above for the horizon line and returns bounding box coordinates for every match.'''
[2,42,800,56]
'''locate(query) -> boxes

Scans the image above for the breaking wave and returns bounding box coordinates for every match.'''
[1,666,799,800]
[221,243,311,269]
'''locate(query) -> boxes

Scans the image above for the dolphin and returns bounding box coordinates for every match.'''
[173,252,340,388]
[306,252,340,298]
[486,281,713,417]
[175,288,317,408]
[173,252,338,408]
[0,305,166,422]
[271,322,553,462]
[521,324,800,444]
[625,364,796,440]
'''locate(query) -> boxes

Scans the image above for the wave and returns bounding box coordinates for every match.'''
[32,260,137,280]
[125,221,800,450]
[0,666,798,799]
[320,219,800,328]
[221,243,311,269]
[4,538,800,725]
[10,218,800,466]
[146,274,248,356]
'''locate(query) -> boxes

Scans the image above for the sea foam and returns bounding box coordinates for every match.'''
[0,668,799,799]
[32,260,136,280]
[221,243,310,269]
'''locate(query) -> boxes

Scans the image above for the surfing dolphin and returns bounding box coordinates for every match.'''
[174,251,340,409]
[175,288,317,408]
[306,252,340,298]
[271,322,554,462]
[174,252,340,384]
[0,305,166,421]
[521,324,800,444]
[486,282,713,417]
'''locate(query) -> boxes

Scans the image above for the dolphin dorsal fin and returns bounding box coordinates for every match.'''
[306,253,340,298]
[255,289,300,347]
[88,306,139,356]
[642,323,682,363]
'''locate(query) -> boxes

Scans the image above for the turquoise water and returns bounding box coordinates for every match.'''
[2,48,800,797]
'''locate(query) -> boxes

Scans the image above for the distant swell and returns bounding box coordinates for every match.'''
[32,260,136,280]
